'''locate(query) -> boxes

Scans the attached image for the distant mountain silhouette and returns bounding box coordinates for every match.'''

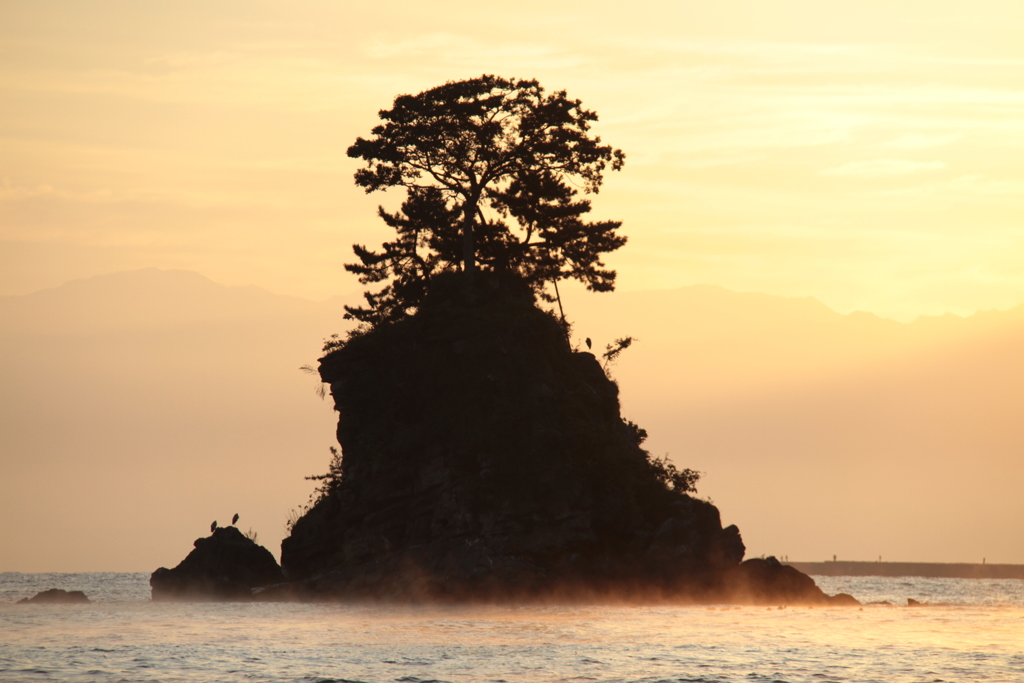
[0,268,346,334]
[562,285,1024,564]
[1,270,1021,570]
[563,284,1024,403]
[0,269,358,572]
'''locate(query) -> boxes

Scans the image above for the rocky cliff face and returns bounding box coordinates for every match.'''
[279,273,756,600]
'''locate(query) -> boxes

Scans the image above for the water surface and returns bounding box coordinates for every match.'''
[2,573,1022,682]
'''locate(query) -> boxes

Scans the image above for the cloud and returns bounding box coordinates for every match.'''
[946,174,1024,196]
[882,134,962,150]
[0,181,114,204]
[144,51,242,69]
[361,33,586,70]
[820,159,947,177]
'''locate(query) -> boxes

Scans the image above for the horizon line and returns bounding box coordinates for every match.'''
[3,266,1023,326]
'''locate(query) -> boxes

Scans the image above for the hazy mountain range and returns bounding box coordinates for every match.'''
[563,286,1024,566]
[2,269,1021,571]
[0,269,355,572]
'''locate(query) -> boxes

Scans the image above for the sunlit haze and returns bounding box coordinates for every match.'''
[4,1,1024,319]
[2,2,1023,571]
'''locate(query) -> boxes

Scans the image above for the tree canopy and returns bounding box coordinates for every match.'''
[345,75,626,325]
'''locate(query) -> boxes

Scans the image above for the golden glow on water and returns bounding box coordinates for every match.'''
[2,574,1022,681]
[2,600,1023,682]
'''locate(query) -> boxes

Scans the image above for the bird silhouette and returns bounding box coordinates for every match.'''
[211,520,217,533]
[232,513,239,525]
[585,337,592,350]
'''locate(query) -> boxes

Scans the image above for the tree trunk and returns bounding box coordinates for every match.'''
[553,278,570,346]
[461,190,480,275]
[461,217,474,274]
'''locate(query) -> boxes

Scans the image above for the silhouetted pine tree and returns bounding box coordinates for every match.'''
[344,75,626,325]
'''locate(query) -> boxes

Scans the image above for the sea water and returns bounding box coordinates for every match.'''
[2,573,1022,683]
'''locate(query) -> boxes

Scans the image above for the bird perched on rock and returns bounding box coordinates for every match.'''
[211,520,217,533]
[232,513,239,525]
[585,337,592,350]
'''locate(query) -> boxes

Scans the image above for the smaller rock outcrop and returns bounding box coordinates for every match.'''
[151,526,284,601]
[17,588,90,604]
[720,556,858,605]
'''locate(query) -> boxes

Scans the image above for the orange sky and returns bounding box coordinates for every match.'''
[2,271,1022,571]
[2,2,1024,571]
[3,1,1024,320]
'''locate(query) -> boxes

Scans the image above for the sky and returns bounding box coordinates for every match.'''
[2,1,1024,571]
[2,0,1024,320]
[3,269,1022,571]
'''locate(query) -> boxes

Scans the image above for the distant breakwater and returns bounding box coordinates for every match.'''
[789,561,1024,579]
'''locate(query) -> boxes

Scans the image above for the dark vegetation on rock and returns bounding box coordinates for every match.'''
[17,588,90,604]
[150,525,284,601]
[274,273,853,604]
[343,74,626,325]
